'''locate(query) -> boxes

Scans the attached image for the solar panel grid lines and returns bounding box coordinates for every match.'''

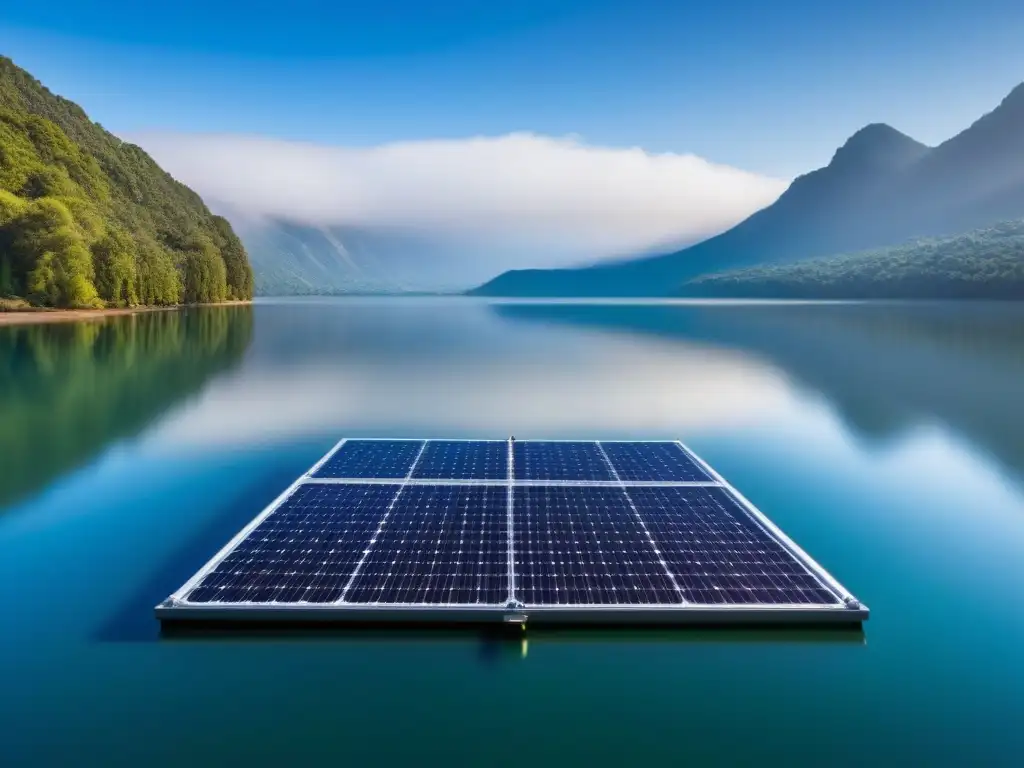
[345,484,509,605]
[303,437,347,479]
[626,486,840,606]
[506,438,516,606]
[671,440,858,606]
[159,438,867,625]
[412,440,509,480]
[336,440,430,602]
[513,441,614,481]
[166,452,340,604]
[601,441,713,482]
[668,441,850,606]
[306,478,720,487]
[595,441,687,604]
[313,439,425,479]
[514,485,682,606]
[185,483,400,604]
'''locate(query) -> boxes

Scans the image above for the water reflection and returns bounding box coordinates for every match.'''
[493,301,1024,486]
[0,306,253,507]
[4,298,1023,767]
[157,624,863,669]
[153,298,802,447]
[158,623,866,654]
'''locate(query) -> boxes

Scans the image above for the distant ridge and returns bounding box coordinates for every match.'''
[472,82,1024,297]
[826,123,929,171]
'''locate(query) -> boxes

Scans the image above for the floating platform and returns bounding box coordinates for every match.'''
[156,439,868,627]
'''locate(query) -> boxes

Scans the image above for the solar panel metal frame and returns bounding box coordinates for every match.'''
[156,438,868,626]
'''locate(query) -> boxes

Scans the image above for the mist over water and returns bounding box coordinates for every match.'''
[2,298,1023,766]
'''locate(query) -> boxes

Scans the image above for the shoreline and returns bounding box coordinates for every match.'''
[0,301,253,327]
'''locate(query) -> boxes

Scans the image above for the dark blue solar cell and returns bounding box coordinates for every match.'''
[600,442,712,482]
[513,441,613,481]
[345,485,509,604]
[411,440,508,480]
[185,484,399,604]
[514,485,680,605]
[625,486,840,605]
[312,440,424,479]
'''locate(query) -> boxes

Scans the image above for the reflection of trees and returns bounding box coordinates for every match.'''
[0,306,253,507]
[494,302,1024,484]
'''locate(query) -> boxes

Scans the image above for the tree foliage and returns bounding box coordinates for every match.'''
[0,56,253,308]
[682,219,1024,300]
[181,234,229,304]
[211,215,254,300]
[91,228,138,306]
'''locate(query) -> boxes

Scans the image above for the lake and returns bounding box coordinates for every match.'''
[2,297,1024,766]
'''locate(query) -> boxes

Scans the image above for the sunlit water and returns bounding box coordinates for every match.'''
[2,298,1024,766]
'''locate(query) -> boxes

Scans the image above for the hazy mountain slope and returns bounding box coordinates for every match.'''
[229,217,405,295]
[681,218,1024,299]
[229,213,524,295]
[898,83,1024,228]
[0,56,252,308]
[473,84,1024,297]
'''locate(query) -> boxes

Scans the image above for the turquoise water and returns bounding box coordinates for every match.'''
[2,298,1024,766]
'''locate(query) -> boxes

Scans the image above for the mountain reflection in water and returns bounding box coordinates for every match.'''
[493,301,1024,488]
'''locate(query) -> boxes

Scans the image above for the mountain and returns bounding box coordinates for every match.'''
[473,83,1024,297]
[225,211,516,295]
[0,56,253,308]
[226,215,406,295]
[682,217,1024,299]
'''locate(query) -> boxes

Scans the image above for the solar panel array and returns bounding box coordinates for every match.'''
[164,439,863,622]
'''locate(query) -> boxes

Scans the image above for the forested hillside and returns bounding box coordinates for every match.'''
[681,219,1024,299]
[0,56,253,308]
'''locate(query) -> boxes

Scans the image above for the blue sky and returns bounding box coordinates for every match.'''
[4,0,1024,177]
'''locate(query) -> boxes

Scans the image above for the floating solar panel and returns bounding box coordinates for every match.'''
[346,484,509,605]
[158,438,868,626]
[514,485,680,605]
[514,441,613,482]
[312,439,424,479]
[626,486,841,606]
[185,483,399,605]
[411,440,508,481]
[600,441,712,482]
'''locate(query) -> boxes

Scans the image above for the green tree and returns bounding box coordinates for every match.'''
[9,198,100,307]
[20,165,76,199]
[135,237,181,306]
[211,215,254,300]
[0,256,12,295]
[0,188,26,294]
[91,228,138,306]
[0,56,254,309]
[181,234,228,304]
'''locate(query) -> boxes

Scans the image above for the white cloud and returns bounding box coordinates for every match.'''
[133,131,786,274]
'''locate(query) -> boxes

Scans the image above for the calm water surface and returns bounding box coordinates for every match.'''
[2,298,1024,766]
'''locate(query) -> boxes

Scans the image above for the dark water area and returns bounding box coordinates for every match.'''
[2,298,1023,766]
